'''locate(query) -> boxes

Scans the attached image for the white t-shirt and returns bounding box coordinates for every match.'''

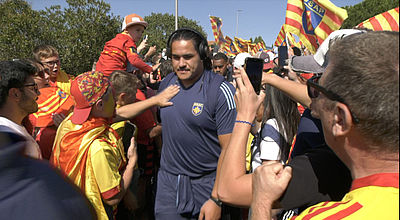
[0,116,42,159]
[251,118,285,171]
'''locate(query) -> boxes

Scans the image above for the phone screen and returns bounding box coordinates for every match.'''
[245,57,264,94]
[278,46,288,67]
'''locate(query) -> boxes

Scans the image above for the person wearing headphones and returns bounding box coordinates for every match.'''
[155,28,237,219]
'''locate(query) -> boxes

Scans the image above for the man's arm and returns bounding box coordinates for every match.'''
[114,85,179,122]
[262,73,310,108]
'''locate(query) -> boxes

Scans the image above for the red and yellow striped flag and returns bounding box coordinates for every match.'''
[209,16,227,47]
[357,7,399,31]
[222,36,238,56]
[257,41,267,50]
[234,37,251,53]
[274,25,287,47]
[285,0,348,53]
[287,32,302,48]
[248,43,258,55]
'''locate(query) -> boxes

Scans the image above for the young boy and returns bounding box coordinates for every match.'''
[96,13,156,77]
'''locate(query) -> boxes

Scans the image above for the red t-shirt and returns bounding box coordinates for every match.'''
[96,32,153,77]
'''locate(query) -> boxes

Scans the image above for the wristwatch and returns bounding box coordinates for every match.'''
[210,196,222,207]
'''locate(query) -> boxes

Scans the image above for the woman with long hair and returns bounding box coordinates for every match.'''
[218,70,300,209]
[252,84,300,171]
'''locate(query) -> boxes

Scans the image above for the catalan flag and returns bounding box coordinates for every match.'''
[357,7,399,31]
[209,16,227,47]
[248,43,258,55]
[287,32,302,48]
[257,41,267,51]
[234,37,251,53]
[274,25,287,47]
[285,0,348,53]
[222,36,238,56]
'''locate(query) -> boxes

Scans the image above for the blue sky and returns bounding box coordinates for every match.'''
[29,0,364,46]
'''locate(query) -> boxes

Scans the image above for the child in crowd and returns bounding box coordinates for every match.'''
[96,13,157,77]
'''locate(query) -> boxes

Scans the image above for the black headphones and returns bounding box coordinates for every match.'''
[166,28,209,60]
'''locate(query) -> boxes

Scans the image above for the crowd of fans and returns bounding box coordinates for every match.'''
[0,12,398,220]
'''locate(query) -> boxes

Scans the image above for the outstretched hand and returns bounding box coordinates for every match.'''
[155,85,180,107]
[234,67,265,122]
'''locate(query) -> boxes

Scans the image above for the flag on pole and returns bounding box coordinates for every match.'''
[274,25,287,47]
[222,36,238,56]
[209,16,227,47]
[257,41,267,50]
[287,32,302,48]
[285,0,348,53]
[234,37,251,53]
[357,7,399,31]
[248,43,258,55]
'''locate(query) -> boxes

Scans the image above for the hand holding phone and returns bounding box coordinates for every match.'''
[244,57,264,94]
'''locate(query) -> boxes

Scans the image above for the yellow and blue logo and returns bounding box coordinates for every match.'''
[192,102,204,116]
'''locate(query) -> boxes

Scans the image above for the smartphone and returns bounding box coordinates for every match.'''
[245,57,264,94]
[143,35,148,41]
[278,46,288,68]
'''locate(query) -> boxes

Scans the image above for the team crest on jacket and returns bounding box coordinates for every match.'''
[192,102,204,116]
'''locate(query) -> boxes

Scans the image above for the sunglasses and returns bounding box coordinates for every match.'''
[24,82,39,94]
[307,75,360,124]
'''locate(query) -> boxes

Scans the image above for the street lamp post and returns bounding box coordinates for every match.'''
[175,0,178,30]
[236,9,243,36]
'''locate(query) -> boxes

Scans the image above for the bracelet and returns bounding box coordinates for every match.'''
[210,196,222,207]
[235,120,255,127]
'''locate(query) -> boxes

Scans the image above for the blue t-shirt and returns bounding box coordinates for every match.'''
[159,70,236,177]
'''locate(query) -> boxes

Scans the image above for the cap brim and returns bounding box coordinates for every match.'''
[290,55,325,74]
[71,107,92,125]
[263,62,274,70]
[125,21,148,29]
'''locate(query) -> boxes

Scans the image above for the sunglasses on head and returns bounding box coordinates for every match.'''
[307,75,360,124]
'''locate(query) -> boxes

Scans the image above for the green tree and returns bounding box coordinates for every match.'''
[41,0,121,75]
[342,0,399,29]
[0,0,121,75]
[0,0,43,60]
[253,36,266,45]
[143,13,206,52]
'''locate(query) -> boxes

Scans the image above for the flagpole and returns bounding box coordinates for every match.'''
[235,9,243,36]
[175,0,178,30]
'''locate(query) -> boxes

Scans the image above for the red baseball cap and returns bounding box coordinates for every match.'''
[70,71,110,124]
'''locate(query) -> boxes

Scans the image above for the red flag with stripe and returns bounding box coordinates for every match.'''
[357,7,399,31]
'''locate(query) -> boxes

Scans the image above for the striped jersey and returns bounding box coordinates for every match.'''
[292,173,399,219]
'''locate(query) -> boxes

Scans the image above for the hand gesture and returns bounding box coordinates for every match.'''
[234,67,265,122]
[137,39,148,53]
[198,199,221,220]
[252,162,292,208]
[155,85,180,107]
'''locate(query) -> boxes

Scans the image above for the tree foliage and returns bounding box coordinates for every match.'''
[0,0,43,60]
[342,0,399,29]
[143,13,206,52]
[0,0,121,75]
